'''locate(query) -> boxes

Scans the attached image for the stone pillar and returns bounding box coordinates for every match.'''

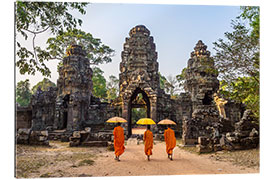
[150,96,157,121]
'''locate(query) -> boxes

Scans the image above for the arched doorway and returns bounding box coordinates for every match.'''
[127,88,150,137]
[61,94,70,130]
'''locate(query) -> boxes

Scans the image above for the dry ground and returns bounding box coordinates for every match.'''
[15,139,259,178]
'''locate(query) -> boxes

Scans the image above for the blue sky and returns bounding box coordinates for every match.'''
[16,3,242,87]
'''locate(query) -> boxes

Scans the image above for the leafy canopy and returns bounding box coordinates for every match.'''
[47,29,115,64]
[106,75,119,101]
[213,6,259,120]
[31,78,56,94]
[16,1,115,78]
[160,72,182,99]
[92,67,107,100]
[16,1,88,77]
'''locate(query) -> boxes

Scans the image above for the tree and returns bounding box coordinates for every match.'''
[159,72,181,98]
[31,78,56,94]
[47,29,115,65]
[106,75,119,101]
[92,67,107,100]
[213,6,259,120]
[219,77,259,118]
[16,79,32,107]
[16,1,88,77]
[132,108,147,124]
[159,72,167,90]
[240,6,259,40]
[166,75,181,98]
[176,67,186,92]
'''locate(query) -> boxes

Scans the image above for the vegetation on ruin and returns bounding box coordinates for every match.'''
[213,6,260,120]
[16,1,114,77]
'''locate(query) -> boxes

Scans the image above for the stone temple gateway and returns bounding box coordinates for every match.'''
[16,25,258,150]
[119,25,179,136]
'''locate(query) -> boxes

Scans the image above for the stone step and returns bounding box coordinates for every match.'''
[81,141,108,147]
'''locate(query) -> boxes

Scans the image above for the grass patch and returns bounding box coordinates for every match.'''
[205,148,260,169]
[40,172,53,178]
[79,173,93,177]
[78,159,95,166]
[54,152,95,162]
[178,144,198,154]
[16,158,48,178]
[176,138,199,154]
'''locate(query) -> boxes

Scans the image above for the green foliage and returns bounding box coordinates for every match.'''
[213,20,259,82]
[159,72,167,90]
[106,75,119,101]
[16,1,88,76]
[159,72,181,98]
[78,159,95,166]
[46,29,115,65]
[131,108,147,124]
[176,67,186,91]
[166,75,180,98]
[92,67,107,100]
[240,6,260,40]
[213,7,259,120]
[16,79,32,106]
[219,77,259,119]
[31,78,56,94]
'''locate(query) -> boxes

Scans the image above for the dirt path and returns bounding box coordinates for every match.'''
[16,139,258,178]
[74,139,258,176]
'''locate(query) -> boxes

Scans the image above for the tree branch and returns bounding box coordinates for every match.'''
[22,26,50,35]
[32,33,39,66]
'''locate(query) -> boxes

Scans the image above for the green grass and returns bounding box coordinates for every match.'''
[16,142,97,178]
[176,138,199,154]
[40,173,53,178]
[78,159,95,166]
[16,158,48,178]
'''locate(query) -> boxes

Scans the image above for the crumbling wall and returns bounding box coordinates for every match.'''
[16,129,49,146]
[31,86,57,131]
[86,96,120,132]
[16,105,32,130]
[197,109,259,153]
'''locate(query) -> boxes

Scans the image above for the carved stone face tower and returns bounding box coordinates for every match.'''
[119,25,159,136]
[54,45,93,131]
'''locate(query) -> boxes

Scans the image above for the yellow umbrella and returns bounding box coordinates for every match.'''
[106,117,127,123]
[136,118,156,125]
[158,119,177,125]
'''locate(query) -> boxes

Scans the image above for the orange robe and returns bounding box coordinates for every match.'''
[164,128,176,155]
[143,130,153,156]
[113,126,125,156]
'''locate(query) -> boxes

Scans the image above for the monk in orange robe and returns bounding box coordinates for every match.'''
[164,125,176,160]
[143,125,153,161]
[113,122,125,161]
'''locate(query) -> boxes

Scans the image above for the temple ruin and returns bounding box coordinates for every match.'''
[16,25,258,150]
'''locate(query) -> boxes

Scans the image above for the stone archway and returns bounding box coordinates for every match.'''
[127,87,151,137]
